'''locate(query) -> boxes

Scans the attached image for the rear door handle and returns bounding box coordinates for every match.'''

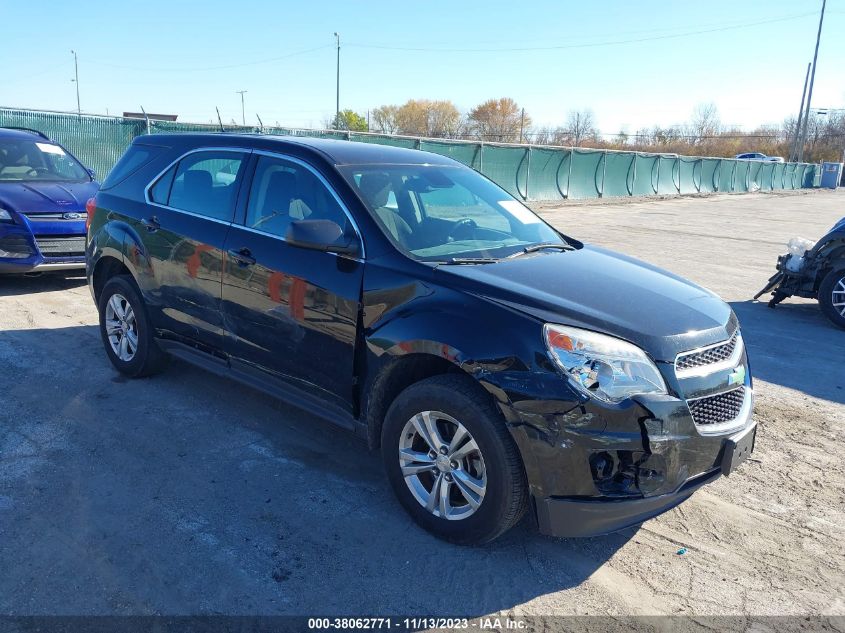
[227,247,256,267]
[141,216,160,232]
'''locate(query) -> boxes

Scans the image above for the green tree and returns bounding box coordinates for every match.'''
[333,109,368,132]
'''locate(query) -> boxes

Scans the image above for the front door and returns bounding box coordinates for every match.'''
[221,153,364,414]
[137,149,249,351]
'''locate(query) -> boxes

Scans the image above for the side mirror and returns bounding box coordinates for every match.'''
[87,168,97,180]
[285,219,359,256]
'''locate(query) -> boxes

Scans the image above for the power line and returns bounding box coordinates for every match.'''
[346,11,817,53]
[86,44,333,73]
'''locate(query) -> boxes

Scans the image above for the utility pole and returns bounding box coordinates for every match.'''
[519,108,525,144]
[789,63,811,162]
[236,90,247,126]
[797,0,826,163]
[70,50,80,115]
[334,32,340,129]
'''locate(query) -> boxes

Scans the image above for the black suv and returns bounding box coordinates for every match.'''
[87,134,756,544]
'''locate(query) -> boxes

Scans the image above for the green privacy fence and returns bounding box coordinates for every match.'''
[0,107,820,201]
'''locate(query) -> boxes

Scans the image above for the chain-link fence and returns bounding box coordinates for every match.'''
[0,107,820,200]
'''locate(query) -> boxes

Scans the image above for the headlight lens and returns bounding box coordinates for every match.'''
[0,209,12,222]
[544,324,667,403]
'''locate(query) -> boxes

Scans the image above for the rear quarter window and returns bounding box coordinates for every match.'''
[101,145,164,190]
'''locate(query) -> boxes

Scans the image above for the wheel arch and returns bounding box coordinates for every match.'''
[362,341,514,451]
[91,255,132,303]
[814,240,845,293]
[363,349,462,450]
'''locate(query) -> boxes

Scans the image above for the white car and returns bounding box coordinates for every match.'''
[735,152,784,162]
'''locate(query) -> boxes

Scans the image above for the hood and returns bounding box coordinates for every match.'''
[434,245,735,362]
[0,181,99,214]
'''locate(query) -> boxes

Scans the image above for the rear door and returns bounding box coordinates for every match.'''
[220,153,364,416]
[138,148,249,351]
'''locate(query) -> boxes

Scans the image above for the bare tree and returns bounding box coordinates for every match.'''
[467,98,529,142]
[688,103,721,145]
[371,105,400,134]
[562,110,597,147]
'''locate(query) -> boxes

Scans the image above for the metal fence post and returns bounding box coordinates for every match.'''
[630,153,638,197]
[567,149,574,199]
[479,142,484,173]
[524,147,531,201]
[599,150,607,198]
[675,156,680,194]
[655,156,661,194]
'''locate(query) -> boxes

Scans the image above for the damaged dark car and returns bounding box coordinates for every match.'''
[87,134,756,544]
[756,217,845,329]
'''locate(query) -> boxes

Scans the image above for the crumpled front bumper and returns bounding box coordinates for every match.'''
[496,366,755,538]
[535,468,722,538]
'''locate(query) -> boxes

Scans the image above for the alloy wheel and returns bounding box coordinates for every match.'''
[104,293,138,362]
[833,277,845,317]
[398,410,487,520]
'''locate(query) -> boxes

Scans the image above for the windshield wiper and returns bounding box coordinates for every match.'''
[441,257,501,265]
[507,242,575,258]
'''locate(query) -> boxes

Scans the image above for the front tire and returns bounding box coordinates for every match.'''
[97,275,169,377]
[381,374,528,545]
[818,268,845,329]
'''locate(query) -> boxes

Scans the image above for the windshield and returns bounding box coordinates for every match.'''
[0,138,90,182]
[341,164,566,262]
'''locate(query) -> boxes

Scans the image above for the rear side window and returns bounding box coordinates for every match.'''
[101,145,162,190]
[149,150,246,222]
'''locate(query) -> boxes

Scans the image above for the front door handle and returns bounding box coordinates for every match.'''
[141,216,160,233]
[228,247,256,267]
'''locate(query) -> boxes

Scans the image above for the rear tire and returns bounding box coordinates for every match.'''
[98,275,169,377]
[818,268,845,329]
[381,374,528,545]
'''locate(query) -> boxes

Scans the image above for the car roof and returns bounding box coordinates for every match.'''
[0,127,54,141]
[136,133,460,167]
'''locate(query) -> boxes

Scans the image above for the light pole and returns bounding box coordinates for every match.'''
[797,0,826,163]
[236,90,248,126]
[334,32,340,129]
[70,50,80,115]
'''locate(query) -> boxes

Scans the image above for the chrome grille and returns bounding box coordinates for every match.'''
[676,331,740,372]
[24,212,87,221]
[35,236,86,257]
[688,387,745,426]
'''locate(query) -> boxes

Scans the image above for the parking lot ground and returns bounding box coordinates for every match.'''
[0,190,843,620]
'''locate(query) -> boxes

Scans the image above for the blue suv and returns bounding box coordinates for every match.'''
[0,127,99,273]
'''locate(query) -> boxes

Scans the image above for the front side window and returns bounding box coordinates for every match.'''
[244,155,350,238]
[0,138,90,182]
[153,150,246,222]
[341,165,565,261]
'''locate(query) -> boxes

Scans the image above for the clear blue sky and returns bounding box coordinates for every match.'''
[2,0,843,134]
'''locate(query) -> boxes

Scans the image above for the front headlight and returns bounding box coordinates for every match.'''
[0,209,12,222]
[544,324,667,403]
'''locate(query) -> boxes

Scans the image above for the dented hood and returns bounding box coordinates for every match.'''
[436,245,736,362]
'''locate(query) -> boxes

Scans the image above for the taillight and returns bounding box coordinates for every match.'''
[85,198,96,232]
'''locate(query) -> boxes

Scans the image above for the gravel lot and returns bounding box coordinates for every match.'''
[0,189,843,621]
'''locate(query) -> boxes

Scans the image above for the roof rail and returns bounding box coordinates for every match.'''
[1,126,51,141]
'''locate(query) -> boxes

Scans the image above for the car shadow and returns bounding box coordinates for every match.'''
[730,299,844,404]
[0,271,87,296]
[0,325,632,617]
